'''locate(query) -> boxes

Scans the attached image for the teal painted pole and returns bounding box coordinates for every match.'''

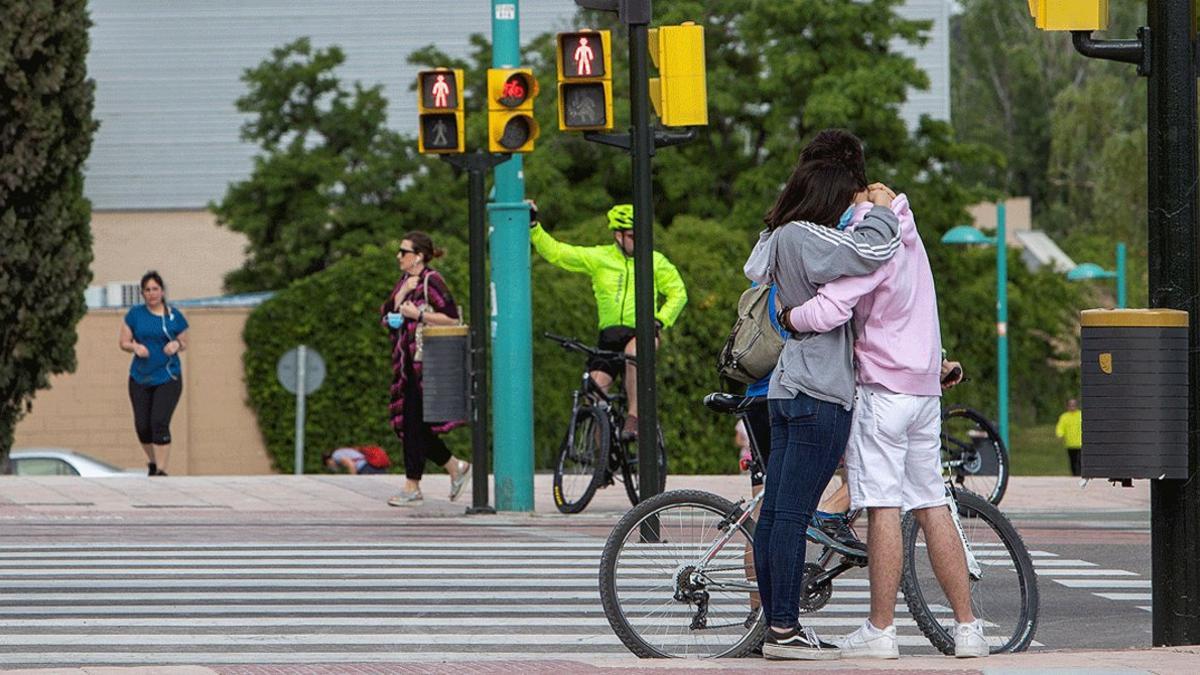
[996,202,1009,450]
[489,0,534,511]
[1116,242,1127,309]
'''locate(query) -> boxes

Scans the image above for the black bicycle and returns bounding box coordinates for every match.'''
[942,405,1009,505]
[598,392,1039,658]
[545,333,668,514]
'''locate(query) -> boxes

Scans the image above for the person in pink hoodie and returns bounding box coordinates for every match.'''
[780,191,988,660]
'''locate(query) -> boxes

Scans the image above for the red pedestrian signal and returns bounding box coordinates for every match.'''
[417,69,464,154]
[557,30,613,131]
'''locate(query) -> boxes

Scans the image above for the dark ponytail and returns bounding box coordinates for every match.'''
[403,231,445,264]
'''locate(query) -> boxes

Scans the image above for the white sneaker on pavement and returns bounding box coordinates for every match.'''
[954,619,989,658]
[838,620,899,659]
[387,489,423,507]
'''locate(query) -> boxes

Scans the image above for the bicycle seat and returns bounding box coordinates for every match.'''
[703,392,766,415]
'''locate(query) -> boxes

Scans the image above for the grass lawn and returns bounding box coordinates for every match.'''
[1009,423,1072,476]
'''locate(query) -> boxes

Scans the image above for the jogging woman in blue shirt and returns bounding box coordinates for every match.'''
[118,271,189,476]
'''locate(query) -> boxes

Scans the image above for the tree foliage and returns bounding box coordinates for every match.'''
[0,0,97,469]
[211,38,468,292]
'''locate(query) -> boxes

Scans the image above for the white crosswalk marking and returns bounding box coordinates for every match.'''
[1030,554,1152,614]
[0,540,958,666]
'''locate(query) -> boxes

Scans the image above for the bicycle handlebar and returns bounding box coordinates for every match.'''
[542,332,635,364]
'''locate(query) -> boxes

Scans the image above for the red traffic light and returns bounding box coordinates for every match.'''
[498,72,533,108]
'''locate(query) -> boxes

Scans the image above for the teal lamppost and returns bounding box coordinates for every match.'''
[941,202,1009,448]
[1067,242,1127,309]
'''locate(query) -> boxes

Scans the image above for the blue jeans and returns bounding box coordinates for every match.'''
[754,392,853,628]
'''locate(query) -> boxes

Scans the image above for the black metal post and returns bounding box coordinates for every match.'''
[442,151,509,516]
[465,162,495,515]
[628,15,660,504]
[1143,0,1199,646]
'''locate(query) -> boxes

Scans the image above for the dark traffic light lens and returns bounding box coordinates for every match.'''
[499,115,532,149]
[561,83,607,128]
[499,73,531,108]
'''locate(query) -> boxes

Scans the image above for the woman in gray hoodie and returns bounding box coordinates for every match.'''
[744,133,900,660]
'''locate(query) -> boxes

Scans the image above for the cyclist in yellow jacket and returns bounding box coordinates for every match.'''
[530,202,688,438]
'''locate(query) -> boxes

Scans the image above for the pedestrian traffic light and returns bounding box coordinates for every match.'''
[1027,0,1108,31]
[487,68,540,153]
[648,22,708,127]
[557,30,613,131]
[417,69,464,154]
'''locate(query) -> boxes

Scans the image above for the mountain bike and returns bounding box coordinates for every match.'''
[598,391,1039,658]
[545,333,668,514]
[942,404,1009,506]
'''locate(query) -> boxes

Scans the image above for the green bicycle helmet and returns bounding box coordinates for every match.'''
[607,204,635,230]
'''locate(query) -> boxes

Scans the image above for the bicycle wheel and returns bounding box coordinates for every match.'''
[618,425,669,507]
[552,406,608,514]
[901,489,1039,655]
[599,489,764,658]
[941,406,1009,505]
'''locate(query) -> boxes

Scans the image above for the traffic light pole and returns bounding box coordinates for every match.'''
[441,151,510,515]
[1070,0,1200,645]
[627,16,660,505]
[490,0,535,512]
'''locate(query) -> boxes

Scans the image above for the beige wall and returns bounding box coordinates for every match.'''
[967,197,1032,247]
[90,210,247,300]
[13,307,275,475]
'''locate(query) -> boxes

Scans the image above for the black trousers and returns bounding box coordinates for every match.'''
[128,378,182,445]
[402,374,452,480]
[1067,447,1082,477]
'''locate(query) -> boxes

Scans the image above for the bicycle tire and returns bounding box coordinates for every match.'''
[552,406,609,514]
[618,426,669,507]
[901,489,1039,655]
[942,405,1009,505]
[599,489,764,658]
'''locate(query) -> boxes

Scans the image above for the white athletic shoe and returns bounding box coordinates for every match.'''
[954,619,989,658]
[838,620,899,659]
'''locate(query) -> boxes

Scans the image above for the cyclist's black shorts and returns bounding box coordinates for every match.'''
[588,326,638,380]
[744,397,772,487]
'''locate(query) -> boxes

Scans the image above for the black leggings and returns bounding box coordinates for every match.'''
[402,376,452,480]
[128,378,182,445]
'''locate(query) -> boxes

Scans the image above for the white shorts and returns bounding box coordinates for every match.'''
[845,383,946,511]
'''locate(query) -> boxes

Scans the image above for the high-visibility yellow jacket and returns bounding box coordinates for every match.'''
[1055,409,1083,449]
[531,224,688,330]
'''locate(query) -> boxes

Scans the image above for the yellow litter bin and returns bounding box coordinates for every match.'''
[1079,309,1188,479]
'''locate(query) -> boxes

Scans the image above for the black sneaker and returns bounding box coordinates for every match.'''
[815,512,866,555]
[762,625,841,660]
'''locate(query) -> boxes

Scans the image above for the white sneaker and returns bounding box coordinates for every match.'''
[954,619,989,658]
[386,490,423,507]
[838,620,899,659]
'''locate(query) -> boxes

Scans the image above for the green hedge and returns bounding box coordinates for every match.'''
[243,219,749,475]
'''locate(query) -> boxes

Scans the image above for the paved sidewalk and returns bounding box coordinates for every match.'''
[3,645,1198,674]
[0,473,1150,521]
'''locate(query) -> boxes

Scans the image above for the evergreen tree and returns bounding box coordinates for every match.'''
[0,0,98,469]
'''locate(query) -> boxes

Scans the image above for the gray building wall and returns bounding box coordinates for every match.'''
[84,1,950,210]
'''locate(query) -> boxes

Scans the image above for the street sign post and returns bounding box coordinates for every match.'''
[276,345,326,475]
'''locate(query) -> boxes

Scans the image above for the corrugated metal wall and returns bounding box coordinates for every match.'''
[84,0,950,211]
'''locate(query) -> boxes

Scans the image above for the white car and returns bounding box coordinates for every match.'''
[7,449,137,477]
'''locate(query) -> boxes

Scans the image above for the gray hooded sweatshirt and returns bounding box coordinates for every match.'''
[744,206,901,408]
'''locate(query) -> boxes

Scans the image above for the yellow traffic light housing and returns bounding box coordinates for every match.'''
[487,68,540,153]
[648,22,708,127]
[1028,0,1109,31]
[416,69,464,154]
[557,30,614,131]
